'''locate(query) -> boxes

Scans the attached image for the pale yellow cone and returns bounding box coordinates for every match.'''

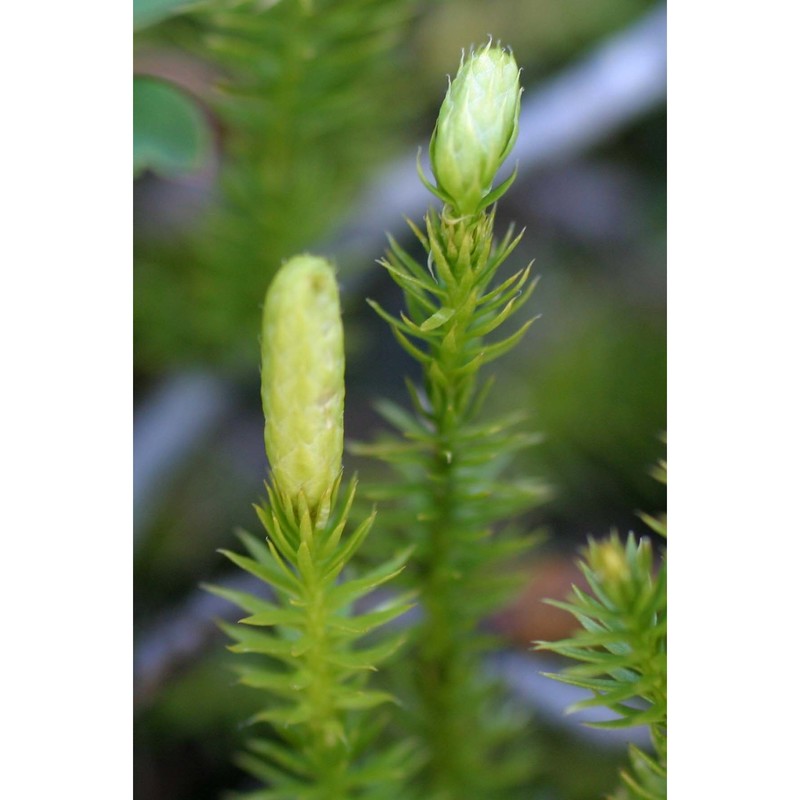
[261,254,344,511]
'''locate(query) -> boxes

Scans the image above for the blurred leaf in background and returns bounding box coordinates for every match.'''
[134,76,212,178]
[134,0,198,31]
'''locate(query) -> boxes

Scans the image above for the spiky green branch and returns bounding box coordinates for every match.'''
[356,45,547,798]
[210,256,414,799]
[538,454,667,800]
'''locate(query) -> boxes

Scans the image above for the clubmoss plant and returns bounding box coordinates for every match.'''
[537,452,667,800]
[355,43,548,799]
[209,255,415,799]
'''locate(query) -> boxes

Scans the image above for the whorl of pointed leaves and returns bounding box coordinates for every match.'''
[358,205,549,594]
[537,515,666,799]
[207,477,415,799]
[368,210,538,429]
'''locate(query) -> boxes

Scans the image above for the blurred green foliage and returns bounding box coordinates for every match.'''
[135,0,423,369]
[527,305,666,533]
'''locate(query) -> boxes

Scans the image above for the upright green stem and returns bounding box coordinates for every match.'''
[412,213,512,796]
[417,433,468,797]
[304,567,348,797]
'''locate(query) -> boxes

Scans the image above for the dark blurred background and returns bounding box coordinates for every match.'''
[134,1,666,797]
